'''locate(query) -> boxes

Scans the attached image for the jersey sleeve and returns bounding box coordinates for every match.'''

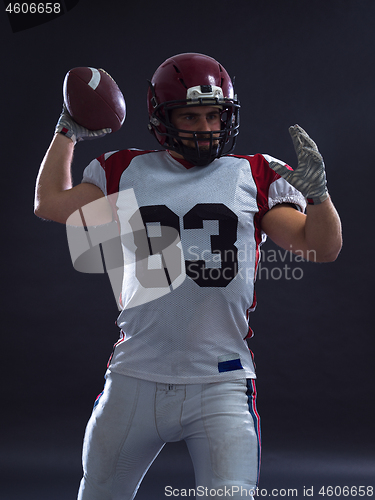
[81,158,107,194]
[268,176,306,212]
[81,149,154,198]
[81,151,119,195]
[262,154,306,213]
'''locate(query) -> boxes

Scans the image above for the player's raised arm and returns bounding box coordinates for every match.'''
[34,108,112,224]
[34,67,126,225]
[34,134,111,225]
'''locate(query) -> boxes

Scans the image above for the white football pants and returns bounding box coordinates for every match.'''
[77,370,261,500]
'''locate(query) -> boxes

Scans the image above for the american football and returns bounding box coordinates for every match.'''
[63,67,126,132]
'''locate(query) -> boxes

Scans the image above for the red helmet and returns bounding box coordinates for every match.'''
[147,53,240,166]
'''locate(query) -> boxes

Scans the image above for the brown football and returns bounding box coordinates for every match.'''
[63,67,126,132]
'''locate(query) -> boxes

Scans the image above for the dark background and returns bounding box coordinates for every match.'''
[1,0,374,498]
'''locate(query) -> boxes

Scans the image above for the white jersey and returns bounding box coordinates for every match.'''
[82,149,306,384]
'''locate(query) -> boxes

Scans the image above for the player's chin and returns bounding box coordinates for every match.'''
[187,140,220,150]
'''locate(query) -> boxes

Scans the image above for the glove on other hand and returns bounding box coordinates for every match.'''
[269,124,329,205]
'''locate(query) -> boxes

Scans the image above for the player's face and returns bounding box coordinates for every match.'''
[169,106,221,157]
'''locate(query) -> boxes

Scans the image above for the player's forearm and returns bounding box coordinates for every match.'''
[304,196,342,262]
[34,133,75,219]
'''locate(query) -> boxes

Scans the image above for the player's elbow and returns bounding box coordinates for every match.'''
[34,196,49,220]
[34,207,52,222]
[313,240,342,263]
[34,198,62,223]
[34,199,46,219]
[323,246,342,262]
[34,206,49,221]
[315,252,339,263]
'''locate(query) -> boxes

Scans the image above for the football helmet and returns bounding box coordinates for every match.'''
[147,53,240,166]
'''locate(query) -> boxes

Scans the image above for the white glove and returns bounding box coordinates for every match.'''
[55,105,111,145]
[269,124,329,205]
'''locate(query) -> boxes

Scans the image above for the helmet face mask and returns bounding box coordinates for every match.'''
[147,53,240,167]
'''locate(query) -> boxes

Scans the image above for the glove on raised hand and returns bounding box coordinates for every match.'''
[55,105,112,145]
[269,124,329,205]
